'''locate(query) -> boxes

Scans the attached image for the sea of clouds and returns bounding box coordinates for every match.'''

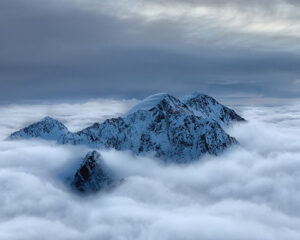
[1,99,300,240]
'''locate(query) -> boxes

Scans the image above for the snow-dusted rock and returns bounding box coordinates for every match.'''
[9,116,69,141]
[183,91,245,126]
[60,94,237,162]
[9,93,243,162]
[71,151,113,192]
[125,93,193,116]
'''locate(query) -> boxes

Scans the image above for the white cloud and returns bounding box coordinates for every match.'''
[1,99,300,239]
[0,98,137,136]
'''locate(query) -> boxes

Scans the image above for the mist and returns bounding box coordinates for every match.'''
[1,99,300,240]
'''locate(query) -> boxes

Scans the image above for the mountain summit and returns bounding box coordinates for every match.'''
[183,91,245,126]
[10,116,69,140]
[125,93,193,116]
[71,151,113,192]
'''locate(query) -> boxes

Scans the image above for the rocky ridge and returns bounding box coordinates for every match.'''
[9,93,244,162]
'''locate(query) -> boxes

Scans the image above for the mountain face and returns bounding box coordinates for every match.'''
[9,93,243,162]
[183,92,245,126]
[59,93,237,162]
[71,151,113,192]
[9,116,69,140]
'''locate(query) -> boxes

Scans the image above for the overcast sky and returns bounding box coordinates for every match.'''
[1,0,300,103]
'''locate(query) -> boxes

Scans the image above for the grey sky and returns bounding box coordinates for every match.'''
[1,0,300,103]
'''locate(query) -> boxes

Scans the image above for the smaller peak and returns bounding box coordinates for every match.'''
[84,150,101,162]
[72,150,113,193]
[41,116,59,122]
[40,116,66,127]
[9,116,69,141]
[183,92,246,125]
[87,150,99,156]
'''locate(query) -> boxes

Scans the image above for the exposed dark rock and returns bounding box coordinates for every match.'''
[71,151,113,192]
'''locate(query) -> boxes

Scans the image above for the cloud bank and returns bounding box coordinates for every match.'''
[1,99,300,239]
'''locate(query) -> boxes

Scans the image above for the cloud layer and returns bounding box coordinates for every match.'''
[1,99,300,239]
[1,0,300,103]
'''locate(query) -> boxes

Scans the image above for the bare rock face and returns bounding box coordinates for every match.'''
[71,151,113,192]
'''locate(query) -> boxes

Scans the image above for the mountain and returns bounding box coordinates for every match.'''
[71,151,113,192]
[9,116,69,140]
[9,93,242,162]
[125,93,193,116]
[183,91,245,126]
[59,93,237,162]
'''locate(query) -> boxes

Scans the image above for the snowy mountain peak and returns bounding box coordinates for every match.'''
[9,92,244,162]
[42,116,59,122]
[9,116,69,140]
[59,92,238,162]
[125,93,193,116]
[183,92,245,126]
[71,151,113,192]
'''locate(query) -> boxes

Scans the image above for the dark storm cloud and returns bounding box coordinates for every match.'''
[0,0,300,103]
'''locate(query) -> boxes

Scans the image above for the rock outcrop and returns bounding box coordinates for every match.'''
[71,151,113,192]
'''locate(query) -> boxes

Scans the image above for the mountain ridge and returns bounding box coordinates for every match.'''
[9,92,244,162]
[9,116,69,140]
[183,91,245,126]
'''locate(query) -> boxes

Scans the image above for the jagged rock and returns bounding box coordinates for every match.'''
[59,93,237,162]
[9,93,243,162]
[183,91,245,126]
[71,151,113,192]
[9,116,69,140]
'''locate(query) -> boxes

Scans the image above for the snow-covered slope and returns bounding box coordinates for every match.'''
[9,116,69,140]
[183,92,245,126]
[9,93,243,162]
[60,94,237,162]
[71,151,113,192]
[125,93,193,116]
